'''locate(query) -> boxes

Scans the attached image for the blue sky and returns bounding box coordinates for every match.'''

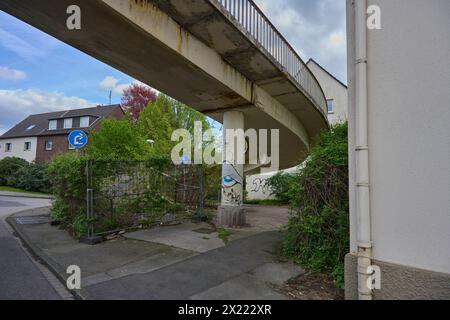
[0,0,346,135]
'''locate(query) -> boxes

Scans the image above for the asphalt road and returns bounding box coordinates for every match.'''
[0,195,61,300]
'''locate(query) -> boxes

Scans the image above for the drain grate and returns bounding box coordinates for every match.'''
[15,215,51,225]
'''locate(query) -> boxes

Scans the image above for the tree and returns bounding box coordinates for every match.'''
[86,117,151,160]
[121,83,157,121]
[137,95,174,156]
[137,94,213,157]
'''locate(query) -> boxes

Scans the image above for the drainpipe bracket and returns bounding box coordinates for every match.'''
[357,241,373,249]
[356,58,368,65]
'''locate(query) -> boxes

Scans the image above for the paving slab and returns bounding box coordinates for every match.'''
[189,273,287,300]
[85,231,283,300]
[126,222,225,253]
[83,247,196,287]
[249,262,304,285]
[189,262,303,300]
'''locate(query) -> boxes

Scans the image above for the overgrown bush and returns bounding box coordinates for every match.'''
[267,172,298,204]
[0,157,28,186]
[47,152,86,237]
[282,122,349,288]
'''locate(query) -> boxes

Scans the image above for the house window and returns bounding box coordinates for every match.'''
[80,116,90,128]
[48,120,57,130]
[5,143,12,152]
[64,118,73,129]
[68,142,75,150]
[26,125,35,131]
[45,141,53,151]
[327,99,334,114]
[24,141,31,151]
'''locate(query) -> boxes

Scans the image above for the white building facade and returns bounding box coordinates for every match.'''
[345,0,450,299]
[0,137,37,163]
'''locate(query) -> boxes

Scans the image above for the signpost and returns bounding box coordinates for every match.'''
[68,130,88,149]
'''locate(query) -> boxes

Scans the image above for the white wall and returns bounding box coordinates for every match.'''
[246,173,275,201]
[348,0,450,274]
[0,137,37,163]
[307,60,348,126]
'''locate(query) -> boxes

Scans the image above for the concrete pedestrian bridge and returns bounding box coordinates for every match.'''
[1,0,329,225]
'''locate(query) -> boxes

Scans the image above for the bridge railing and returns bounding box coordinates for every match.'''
[214,0,327,116]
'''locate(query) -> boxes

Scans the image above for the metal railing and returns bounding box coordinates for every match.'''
[214,0,327,115]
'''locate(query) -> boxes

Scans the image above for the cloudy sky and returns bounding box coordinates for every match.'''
[0,0,346,135]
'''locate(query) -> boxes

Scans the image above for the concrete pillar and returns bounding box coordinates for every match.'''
[216,111,246,227]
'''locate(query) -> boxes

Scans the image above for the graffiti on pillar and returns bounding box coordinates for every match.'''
[222,161,243,204]
[250,178,273,195]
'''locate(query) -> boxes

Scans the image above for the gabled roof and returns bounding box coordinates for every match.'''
[306,58,348,89]
[0,105,123,139]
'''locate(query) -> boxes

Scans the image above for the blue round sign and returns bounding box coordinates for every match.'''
[68,130,88,149]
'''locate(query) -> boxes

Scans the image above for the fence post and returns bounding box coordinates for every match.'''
[198,164,204,216]
[86,160,94,238]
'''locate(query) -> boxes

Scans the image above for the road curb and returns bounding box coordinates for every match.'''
[0,192,54,200]
[6,208,90,300]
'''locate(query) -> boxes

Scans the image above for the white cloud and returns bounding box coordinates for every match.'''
[98,76,119,91]
[0,27,48,59]
[98,77,160,95]
[0,89,96,131]
[253,0,347,83]
[0,66,27,81]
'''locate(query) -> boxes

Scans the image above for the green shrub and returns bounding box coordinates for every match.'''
[16,162,51,193]
[47,153,86,231]
[282,122,349,288]
[71,214,95,239]
[0,157,28,186]
[267,172,299,204]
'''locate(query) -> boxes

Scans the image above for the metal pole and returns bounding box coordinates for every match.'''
[86,160,94,238]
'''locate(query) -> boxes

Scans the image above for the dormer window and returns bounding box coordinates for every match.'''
[80,116,90,127]
[48,120,57,130]
[64,118,73,129]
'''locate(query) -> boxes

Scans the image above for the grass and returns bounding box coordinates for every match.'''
[0,186,51,196]
[217,228,233,243]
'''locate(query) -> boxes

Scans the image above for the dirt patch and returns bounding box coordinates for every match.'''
[276,272,344,300]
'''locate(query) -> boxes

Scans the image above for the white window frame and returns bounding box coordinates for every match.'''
[5,143,12,152]
[45,140,53,151]
[80,116,90,128]
[64,118,73,129]
[24,141,31,151]
[327,99,334,114]
[48,120,57,130]
[68,142,75,150]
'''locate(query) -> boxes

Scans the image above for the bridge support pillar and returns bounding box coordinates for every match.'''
[216,111,246,227]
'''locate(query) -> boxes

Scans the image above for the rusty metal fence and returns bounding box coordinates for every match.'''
[85,160,205,238]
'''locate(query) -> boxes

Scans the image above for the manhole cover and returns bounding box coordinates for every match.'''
[193,228,215,234]
[15,215,51,225]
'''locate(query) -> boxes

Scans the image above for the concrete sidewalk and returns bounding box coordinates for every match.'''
[8,206,303,300]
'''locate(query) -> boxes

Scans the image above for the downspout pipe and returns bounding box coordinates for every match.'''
[355,0,373,300]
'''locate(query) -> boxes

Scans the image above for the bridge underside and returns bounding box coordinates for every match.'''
[1,0,328,172]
